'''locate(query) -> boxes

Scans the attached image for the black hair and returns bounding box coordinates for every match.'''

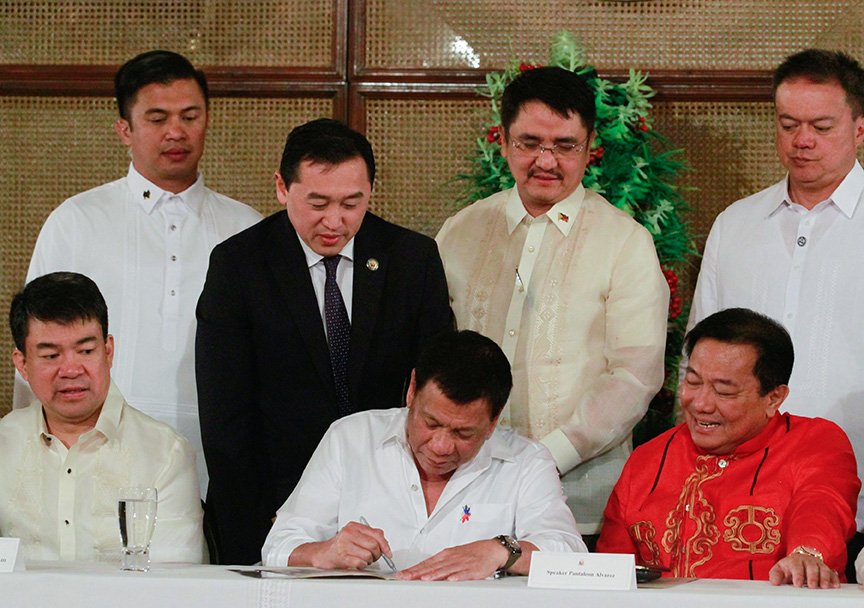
[114,50,209,121]
[501,66,596,136]
[278,118,376,186]
[10,272,108,352]
[414,330,512,419]
[773,49,864,117]
[684,308,794,395]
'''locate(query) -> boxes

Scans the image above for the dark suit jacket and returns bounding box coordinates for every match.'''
[196,210,452,565]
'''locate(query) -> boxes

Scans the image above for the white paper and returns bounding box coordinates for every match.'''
[528,552,636,590]
[0,538,21,573]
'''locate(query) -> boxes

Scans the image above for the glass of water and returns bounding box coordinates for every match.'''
[118,487,158,571]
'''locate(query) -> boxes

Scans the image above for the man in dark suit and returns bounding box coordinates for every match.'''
[196,119,452,565]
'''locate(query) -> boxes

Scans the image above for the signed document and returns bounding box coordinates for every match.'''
[230,566,398,580]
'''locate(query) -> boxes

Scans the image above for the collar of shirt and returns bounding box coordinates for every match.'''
[377,408,517,473]
[772,160,864,219]
[685,411,786,460]
[126,163,205,218]
[35,381,124,447]
[296,232,356,268]
[504,184,585,236]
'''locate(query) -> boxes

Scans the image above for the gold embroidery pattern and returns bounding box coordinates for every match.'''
[662,455,724,577]
[723,505,781,554]
[628,520,663,567]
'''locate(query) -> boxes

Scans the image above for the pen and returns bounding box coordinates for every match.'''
[515,268,525,292]
[359,516,397,572]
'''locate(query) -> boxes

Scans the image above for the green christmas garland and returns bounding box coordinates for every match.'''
[456,31,697,442]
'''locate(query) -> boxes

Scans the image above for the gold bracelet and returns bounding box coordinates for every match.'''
[790,546,824,562]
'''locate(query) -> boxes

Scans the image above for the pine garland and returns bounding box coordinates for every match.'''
[456,31,697,442]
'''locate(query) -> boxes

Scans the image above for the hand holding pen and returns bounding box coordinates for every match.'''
[359,516,397,572]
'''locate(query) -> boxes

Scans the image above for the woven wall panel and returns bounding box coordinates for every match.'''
[0,95,331,415]
[365,0,864,70]
[0,1,334,66]
[364,97,489,236]
[650,101,780,298]
[199,97,333,216]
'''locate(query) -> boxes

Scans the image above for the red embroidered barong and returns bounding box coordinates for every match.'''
[597,413,859,580]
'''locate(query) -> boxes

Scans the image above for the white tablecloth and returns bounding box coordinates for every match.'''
[1,561,861,608]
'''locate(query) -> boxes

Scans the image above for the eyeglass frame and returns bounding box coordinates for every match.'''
[508,135,591,158]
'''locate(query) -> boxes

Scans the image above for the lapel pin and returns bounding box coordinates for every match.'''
[143,190,150,199]
[558,212,569,223]
[366,258,379,271]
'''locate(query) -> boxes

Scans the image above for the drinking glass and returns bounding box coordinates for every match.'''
[118,486,158,571]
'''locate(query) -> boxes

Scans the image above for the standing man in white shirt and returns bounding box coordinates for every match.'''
[263,330,584,578]
[0,272,204,563]
[16,50,262,495]
[436,67,669,548]
[688,48,864,582]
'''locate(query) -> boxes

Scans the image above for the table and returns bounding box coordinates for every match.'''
[1,561,861,608]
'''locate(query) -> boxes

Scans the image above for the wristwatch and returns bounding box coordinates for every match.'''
[494,535,522,571]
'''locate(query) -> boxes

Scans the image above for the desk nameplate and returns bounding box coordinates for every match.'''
[528,552,636,590]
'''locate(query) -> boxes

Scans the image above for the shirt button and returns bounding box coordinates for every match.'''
[170,289,176,296]
[410,484,419,492]
[170,224,178,231]
[171,255,177,261]
[527,246,535,253]
[797,236,807,247]
[718,459,728,468]
[64,519,70,525]
[67,468,72,474]
[508,329,516,337]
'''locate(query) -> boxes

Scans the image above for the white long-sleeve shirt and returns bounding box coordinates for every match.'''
[262,408,585,567]
[16,164,262,494]
[689,161,864,529]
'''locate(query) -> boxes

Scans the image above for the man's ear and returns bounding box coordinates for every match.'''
[105,335,115,368]
[765,384,790,417]
[274,171,289,207]
[12,348,28,382]
[405,370,417,408]
[498,125,509,159]
[114,118,132,145]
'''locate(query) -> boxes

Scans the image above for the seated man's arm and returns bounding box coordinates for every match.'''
[768,421,859,589]
[399,443,584,581]
[149,435,205,563]
[541,228,669,475]
[262,421,392,570]
[288,521,393,570]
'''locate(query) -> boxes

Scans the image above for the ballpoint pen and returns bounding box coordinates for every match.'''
[359,516,397,572]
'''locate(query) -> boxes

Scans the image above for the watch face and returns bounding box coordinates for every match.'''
[497,535,521,554]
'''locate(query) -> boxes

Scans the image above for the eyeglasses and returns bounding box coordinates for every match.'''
[510,136,589,158]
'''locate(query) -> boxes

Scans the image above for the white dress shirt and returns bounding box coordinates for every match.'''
[297,235,355,328]
[262,408,585,567]
[689,161,864,529]
[16,164,262,494]
[436,186,669,534]
[0,382,204,563]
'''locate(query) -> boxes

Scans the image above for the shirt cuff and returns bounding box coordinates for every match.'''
[541,428,584,474]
